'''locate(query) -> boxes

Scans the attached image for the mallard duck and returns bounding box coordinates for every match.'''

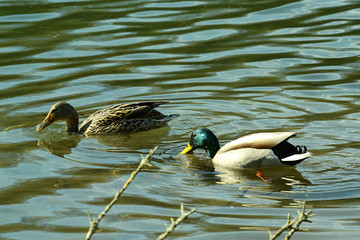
[180,128,311,169]
[36,101,178,135]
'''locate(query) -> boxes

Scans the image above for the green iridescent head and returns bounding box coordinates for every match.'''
[180,128,220,158]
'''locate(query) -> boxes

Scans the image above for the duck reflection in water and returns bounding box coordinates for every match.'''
[179,152,311,190]
[37,136,81,157]
[37,126,173,157]
[214,165,311,188]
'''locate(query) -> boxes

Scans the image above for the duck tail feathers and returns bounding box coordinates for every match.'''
[281,152,312,166]
[158,114,179,122]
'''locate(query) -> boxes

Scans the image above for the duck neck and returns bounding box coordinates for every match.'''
[205,138,220,159]
[65,109,79,134]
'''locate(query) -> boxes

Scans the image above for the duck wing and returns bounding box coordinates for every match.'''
[218,132,297,154]
[79,101,168,133]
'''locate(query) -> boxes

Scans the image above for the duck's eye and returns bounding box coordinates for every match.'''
[51,108,58,114]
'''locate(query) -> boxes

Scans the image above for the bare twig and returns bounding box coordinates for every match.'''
[85,146,158,240]
[157,203,197,240]
[268,201,315,240]
[284,202,315,240]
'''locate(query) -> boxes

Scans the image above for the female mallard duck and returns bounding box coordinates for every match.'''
[180,128,311,168]
[36,101,178,135]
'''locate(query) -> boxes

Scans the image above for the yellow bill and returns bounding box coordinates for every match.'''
[180,142,193,154]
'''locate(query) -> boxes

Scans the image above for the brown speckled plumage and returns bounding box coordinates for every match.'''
[36,101,178,136]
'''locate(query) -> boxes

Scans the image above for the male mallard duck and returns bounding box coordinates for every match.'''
[36,101,178,135]
[180,128,311,168]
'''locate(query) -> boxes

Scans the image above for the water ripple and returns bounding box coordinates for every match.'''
[0,12,61,22]
[1,0,360,239]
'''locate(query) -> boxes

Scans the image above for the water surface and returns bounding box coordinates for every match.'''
[1,0,360,239]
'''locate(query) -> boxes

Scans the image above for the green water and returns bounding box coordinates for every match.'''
[1,0,360,239]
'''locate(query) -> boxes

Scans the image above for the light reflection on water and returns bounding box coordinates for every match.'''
[1,0,360,239]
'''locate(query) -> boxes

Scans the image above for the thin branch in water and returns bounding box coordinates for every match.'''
[157,203,197,240]
[268,201,316,240]
[85,146,158,240]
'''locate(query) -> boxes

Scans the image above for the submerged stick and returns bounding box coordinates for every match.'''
[268,201,315,240]
[85,146,158,240]
[157,203,197,240]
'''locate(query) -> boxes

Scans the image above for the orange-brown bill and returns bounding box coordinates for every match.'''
[36,114,52,131]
